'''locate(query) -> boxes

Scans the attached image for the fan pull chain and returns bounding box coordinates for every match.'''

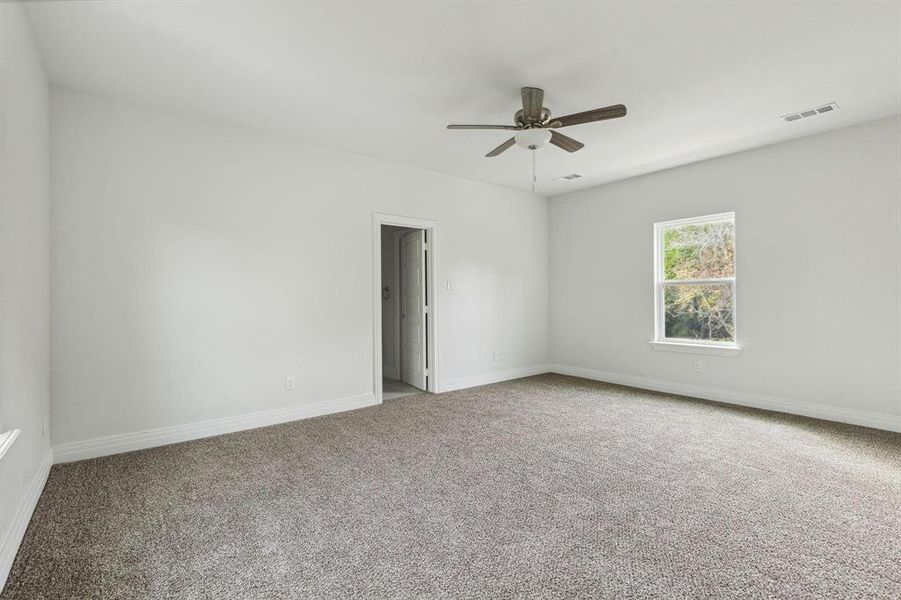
[531,148,536,193]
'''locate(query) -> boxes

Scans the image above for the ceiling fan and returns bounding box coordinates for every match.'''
[447,87,627,157]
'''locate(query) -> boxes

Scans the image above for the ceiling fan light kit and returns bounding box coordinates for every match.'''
[514,128,552,149]
[446,87,626,189]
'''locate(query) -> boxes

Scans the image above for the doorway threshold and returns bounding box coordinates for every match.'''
[382,378,424,400]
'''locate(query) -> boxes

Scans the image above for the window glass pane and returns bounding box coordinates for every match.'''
[663,220,734,280]
[664,283,734,342]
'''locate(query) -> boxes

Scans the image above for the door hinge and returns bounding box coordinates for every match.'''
[424,368,429,376]
[424,305,429,314]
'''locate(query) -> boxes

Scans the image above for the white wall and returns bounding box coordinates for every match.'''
[550,117,901,429]
[0,1,52,587]
[50,87,549,449]
[44,77,900,463]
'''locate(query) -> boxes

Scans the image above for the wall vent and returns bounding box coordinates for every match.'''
[554,173,582,181]
[781,102,838,123]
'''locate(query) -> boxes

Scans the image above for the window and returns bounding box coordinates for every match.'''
[0,429,20,463]
[0,295,21,462]
[653,213,737,352]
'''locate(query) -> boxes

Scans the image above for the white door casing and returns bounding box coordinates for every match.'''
[372,212,438,404]
[400,229,427,390]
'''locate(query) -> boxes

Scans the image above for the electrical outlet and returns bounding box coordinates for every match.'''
[493,351,499,362]
[693,360,703,373]
[284,377,296,391]
[42,411,49,438]
[446,280,453,290]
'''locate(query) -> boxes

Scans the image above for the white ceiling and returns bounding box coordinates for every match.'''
[24,1,901,196]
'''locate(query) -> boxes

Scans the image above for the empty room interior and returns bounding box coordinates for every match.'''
[1,1,900,597]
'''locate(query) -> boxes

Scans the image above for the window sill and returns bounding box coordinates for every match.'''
[649,341,741,357]
[0,429,21,463]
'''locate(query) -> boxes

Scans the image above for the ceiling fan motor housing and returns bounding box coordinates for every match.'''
[514,107,551,126]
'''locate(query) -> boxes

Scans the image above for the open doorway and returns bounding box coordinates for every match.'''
[381,225,428,399]
[373,214,438,403]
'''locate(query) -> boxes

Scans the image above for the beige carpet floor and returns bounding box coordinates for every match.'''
[3,374,900,598]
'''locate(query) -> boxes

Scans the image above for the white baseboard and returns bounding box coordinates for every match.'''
[550,364,901,433]
[53,393,377,464]
[48,364,900,464]
[0,448,53,592]
[438,364,551,393]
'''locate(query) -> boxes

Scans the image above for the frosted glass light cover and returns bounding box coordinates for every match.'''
[514,128,552,149]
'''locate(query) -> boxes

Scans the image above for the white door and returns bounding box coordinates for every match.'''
[400,229,427,390]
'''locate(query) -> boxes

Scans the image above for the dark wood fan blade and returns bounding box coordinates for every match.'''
[447,124,519,130]
[485,137,516,157]
[551,104,626,128]
[521,87,544,123]
[550,130,584,153]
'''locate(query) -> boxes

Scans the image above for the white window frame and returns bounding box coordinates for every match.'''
[0,429,20,463]
[0,297,22,462]
[650,212,740,357]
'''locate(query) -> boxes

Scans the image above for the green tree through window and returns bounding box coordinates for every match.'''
[657,215,735,343]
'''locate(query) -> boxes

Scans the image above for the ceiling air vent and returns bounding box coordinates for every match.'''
[554,173,583,181]
[781,102,838,123]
